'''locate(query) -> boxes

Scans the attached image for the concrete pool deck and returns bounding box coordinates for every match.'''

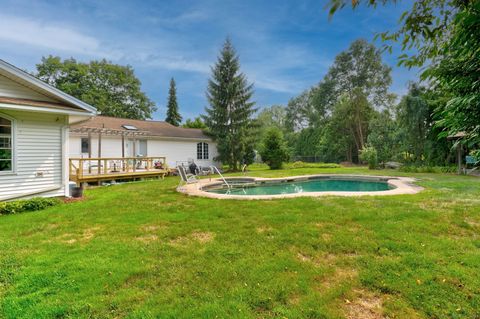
[177,174,424,200]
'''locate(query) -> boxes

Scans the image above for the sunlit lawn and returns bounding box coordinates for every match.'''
[0,165,479,318]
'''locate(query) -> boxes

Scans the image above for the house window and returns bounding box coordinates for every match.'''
[0,116,12,172]
[203,143,209,159]
[197,142,209,160]
[81,137,90,153]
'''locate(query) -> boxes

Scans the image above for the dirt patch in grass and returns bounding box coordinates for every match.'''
[320,267,358,290]
[344,289,384,319]
[465,217,480,228]
[322,252,360,266]
[321,233,332,241]
[55,226,102,244]
[169,231,215,246]
[140,224,165,232]
[288,294,301,306]
[297,252,315,263]
[82,227,98,241]
[191,231,214,243]
[256,226,273,234]
[46,223,59,230]
[63,197,86,204]
[136,234,158,243]
[418,198,480,212]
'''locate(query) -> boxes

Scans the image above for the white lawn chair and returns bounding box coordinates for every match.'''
[177,165,198,186]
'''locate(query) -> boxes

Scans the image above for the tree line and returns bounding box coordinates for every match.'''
[257,39,452,167]
[33,0,479,170]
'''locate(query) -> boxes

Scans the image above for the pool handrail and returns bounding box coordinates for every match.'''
[210,166,231,189]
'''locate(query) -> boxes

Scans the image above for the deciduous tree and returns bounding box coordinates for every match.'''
[36,56,156,119]
[182,117,206,129]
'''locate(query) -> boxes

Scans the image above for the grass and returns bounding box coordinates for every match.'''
[0,165,479,318]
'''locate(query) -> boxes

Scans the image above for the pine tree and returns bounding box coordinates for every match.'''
[165,78,182,126]
[203,39,256,171]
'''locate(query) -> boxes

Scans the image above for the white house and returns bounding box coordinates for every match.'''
[69,116,218,168]
[0,59,96,201]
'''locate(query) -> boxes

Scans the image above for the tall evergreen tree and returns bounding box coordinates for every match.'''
[203,39,256,171]
[165,78,182,126]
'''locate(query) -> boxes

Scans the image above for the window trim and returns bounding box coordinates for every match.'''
[196,142,209,160]
[81,137,90,154]
[0,113,16,175]
[203,142,209,160]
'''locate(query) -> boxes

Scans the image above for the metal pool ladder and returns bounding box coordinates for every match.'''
[210,166,232,189]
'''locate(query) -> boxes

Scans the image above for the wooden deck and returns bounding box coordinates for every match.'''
[69,157,169,185]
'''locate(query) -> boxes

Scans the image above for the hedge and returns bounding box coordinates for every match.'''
[0,197,61,215]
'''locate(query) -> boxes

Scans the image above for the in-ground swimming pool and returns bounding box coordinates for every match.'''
[179,174,421,199]
[206,177,394,196]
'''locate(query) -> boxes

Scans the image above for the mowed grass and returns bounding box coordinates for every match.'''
[0,166,480,318]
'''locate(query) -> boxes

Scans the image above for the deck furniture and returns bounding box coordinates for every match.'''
[465,156,479,175]
[177,165,198,186]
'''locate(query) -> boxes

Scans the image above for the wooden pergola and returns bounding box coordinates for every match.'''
[70,126,149,159]
[69,127,169,185]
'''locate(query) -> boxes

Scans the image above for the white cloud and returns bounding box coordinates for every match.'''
[243,44,332,94]
[137,54,210,74]
[147,10,210,26]
[0,14,114,57]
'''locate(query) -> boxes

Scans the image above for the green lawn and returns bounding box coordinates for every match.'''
[1,166,479,318]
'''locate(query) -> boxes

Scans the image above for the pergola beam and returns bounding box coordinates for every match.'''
[70,127,148,137]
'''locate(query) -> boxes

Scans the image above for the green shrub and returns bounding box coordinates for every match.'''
[259,128,290,169]
[291,161,307,168]
[399,165,457,173]
[289,161,340,169]
[0,197,61,215]
[471,149,480,161]
[359,145,378,169]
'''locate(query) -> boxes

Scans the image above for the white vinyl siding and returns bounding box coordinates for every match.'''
[0,110,67,200]
[0,74,57,102]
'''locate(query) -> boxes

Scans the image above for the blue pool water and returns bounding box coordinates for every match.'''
[206,178,393,195]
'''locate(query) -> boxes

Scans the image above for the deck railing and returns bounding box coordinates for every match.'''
[69,157,168,184]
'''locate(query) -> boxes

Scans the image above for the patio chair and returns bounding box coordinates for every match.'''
[465,156,480,175]
[177,165,198,186]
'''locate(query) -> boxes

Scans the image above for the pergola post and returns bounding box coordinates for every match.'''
[121,135,125,172]
[87,132,92,173]
[132,138,136,172]
[121,135,125,158]
[98,132,102,175]
[457,143,462,175]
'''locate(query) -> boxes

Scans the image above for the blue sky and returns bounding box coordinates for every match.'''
[0,0,418,121]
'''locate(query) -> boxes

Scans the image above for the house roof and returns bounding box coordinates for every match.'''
[70,116,210,140]
[0,59,96,115]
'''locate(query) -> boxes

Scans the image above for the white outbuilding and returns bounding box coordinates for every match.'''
[69,115,218,169]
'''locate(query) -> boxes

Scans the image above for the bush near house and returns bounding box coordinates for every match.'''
[0,197,61,215]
